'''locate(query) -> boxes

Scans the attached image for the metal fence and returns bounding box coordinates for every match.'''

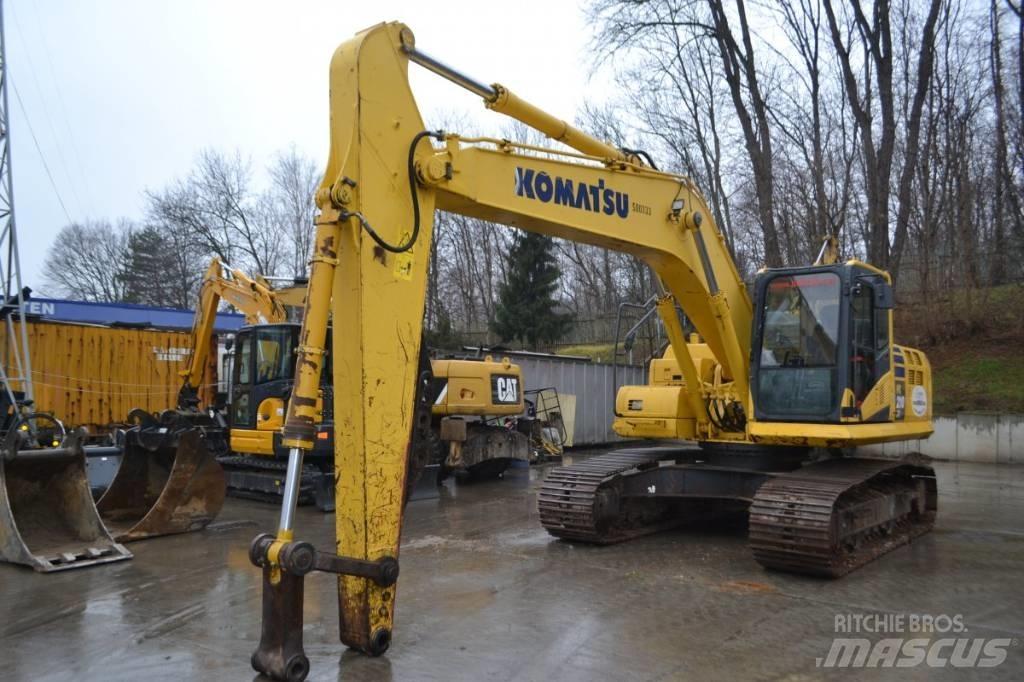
[452,312,665,350]
[501,351,646,446]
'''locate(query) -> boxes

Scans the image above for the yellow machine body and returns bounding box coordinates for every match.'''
[230,393,325,458]
[264,20,935,660]
[430,356,524,418]
[614,325,933,447]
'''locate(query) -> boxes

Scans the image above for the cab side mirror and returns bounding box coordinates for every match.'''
[873,282,894,309]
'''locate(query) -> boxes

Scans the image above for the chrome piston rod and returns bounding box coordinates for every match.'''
[399,32,626,163]
[400,41,496,100]
[278,447,305,531]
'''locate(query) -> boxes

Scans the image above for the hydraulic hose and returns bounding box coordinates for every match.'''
[345,129,444,253]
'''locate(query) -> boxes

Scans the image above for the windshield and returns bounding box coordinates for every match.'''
[756,272,841,420]
[255,327,296,384]
[760,274,840,368]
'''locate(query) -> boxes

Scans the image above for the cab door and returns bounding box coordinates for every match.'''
[231,329,255,429]
[847,275,892,421]
[752,270,843,422]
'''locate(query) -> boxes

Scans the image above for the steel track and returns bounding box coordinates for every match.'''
[539,447,937,577]
[538,448,677,543]
[748,457,937,577]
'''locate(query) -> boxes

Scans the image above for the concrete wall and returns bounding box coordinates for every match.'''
[511,354,645,445]
[862,413,1024,464]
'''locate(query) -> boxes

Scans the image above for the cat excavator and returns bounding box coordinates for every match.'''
[248,22,937,681]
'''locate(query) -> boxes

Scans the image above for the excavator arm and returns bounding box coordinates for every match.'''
[178,257,287,408]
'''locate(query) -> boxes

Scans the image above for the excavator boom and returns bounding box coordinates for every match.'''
[179,257,287,407]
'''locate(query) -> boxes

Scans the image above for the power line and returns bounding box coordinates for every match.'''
[10,76,73,224]
[27,3,96,217]
[8,5,87,218]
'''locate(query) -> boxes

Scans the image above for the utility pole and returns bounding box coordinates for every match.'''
[0,0,35,407]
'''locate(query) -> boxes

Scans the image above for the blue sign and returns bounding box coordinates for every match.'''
[23,298,245,333]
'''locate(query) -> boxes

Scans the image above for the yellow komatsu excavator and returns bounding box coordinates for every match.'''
[177,259,531,509]
[248,23,937,681]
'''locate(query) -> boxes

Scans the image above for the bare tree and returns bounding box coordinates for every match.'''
[705,0,784,266]
[775,0,829,249]
[821,0,943,275]
[265,145,320,278]
[589,0,785,266]
[990,0,1024,282]
[146,149,286,277]
[42,219,132,301]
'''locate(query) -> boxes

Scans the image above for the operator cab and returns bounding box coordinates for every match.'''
[230,323,333,430]
[750,263,894,424]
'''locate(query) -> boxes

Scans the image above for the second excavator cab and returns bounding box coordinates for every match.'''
[224,323,335,509]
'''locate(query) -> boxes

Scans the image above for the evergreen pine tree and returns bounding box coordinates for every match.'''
[122,227,200,308]
[490,231,572,348]
[122,227,171,305]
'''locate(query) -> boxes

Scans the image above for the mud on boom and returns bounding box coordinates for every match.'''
[249,22,937,681]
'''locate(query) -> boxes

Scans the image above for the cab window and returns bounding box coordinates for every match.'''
[255,327,295,384]
[236,333,252,385]
[760,273,840,368]
[756,273,841,419]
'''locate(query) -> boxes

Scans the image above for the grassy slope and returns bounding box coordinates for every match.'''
[899,284,1024,415]
[926,338,1024,414]
[557,343,616,363]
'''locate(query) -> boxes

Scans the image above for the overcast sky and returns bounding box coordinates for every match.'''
[5,0,598,294]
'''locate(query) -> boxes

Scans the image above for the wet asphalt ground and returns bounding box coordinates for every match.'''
[2,453,1023,681]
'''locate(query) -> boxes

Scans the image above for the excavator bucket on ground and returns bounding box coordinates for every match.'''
[96,408,226,542]
[0,418,132,572]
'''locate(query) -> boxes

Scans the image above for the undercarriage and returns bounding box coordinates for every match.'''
[219,454,336,512]
[539,444,937,577]
[437,422,531,482]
